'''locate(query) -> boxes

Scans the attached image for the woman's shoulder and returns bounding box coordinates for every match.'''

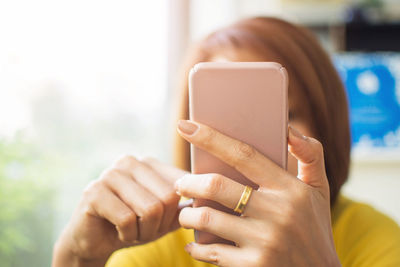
[332,194,400,266]
[332,194,400,227]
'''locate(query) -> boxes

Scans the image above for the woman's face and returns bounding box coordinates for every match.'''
[210,49,314,177]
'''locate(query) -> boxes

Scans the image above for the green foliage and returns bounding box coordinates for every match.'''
[0,135,56,267]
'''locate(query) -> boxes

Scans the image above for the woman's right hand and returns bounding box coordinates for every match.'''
[52,156,188,267]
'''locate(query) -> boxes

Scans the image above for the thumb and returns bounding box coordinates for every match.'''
[288,126,329,192]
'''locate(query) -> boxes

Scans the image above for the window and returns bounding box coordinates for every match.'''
[0,1,168,265]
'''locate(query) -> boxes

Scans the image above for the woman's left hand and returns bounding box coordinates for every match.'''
[175,120,341,267]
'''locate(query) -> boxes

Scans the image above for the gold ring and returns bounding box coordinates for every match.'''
[234,186,253,215]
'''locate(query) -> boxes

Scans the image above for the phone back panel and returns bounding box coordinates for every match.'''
[189,62,288,244]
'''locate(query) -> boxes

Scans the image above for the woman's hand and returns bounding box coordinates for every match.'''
[176,120,341,267]
[52,156,188,267]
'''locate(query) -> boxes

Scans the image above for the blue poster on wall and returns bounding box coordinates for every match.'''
[334,53,400,155]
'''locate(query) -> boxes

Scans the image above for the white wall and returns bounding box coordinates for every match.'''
[343,159,400,224]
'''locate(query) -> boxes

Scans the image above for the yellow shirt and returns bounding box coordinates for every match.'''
[106,195,400,267]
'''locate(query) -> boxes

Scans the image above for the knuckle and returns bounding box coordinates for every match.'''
[119,233,135,243]
[140,156,157,165]
[114,154,139,169]
[101,167,121,178]
[283,205,296,224]
[160,190,179,206]
[100,168,124,184]
[75,238,94,257]
[257,231,273,249]
[234,142,256,161]
[81,180,107,217]
[203,174,223,198]
[82,180,102,204]
[82,180,97,197]
[142,201,164,221]
[201,128,217,146]
[277,200,297,229]
[207,245,220,265]
[260,230,286,254]
[118,211,137,229]
[248,252,268,267]
[197,207,212,230]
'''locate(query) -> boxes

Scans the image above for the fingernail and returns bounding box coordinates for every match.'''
[184,242,194,253]
[175,176,184,193]
[178,120,199,136]
[289,126,307,140]
[178,198,194,209]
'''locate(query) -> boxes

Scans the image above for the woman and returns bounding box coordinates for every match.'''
[53,17,400,267]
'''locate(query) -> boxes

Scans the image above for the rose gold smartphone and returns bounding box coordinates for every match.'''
[189,62,288,244]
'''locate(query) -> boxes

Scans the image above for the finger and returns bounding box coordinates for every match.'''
[179,206,248,245]
[101,168,164,242]
[141,157,188,184]
[169,198,194,231]
[114,155,175,198]
[288,126,329,191]
[184,242,241,267]
[85,181,137,243]
[177,120,286,188]
[113,156,180,234]
[175,173,258,217]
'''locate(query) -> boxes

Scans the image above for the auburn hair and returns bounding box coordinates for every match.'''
[172,17,350,206]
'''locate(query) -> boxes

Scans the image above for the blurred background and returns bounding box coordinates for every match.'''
[0,0,399,266]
